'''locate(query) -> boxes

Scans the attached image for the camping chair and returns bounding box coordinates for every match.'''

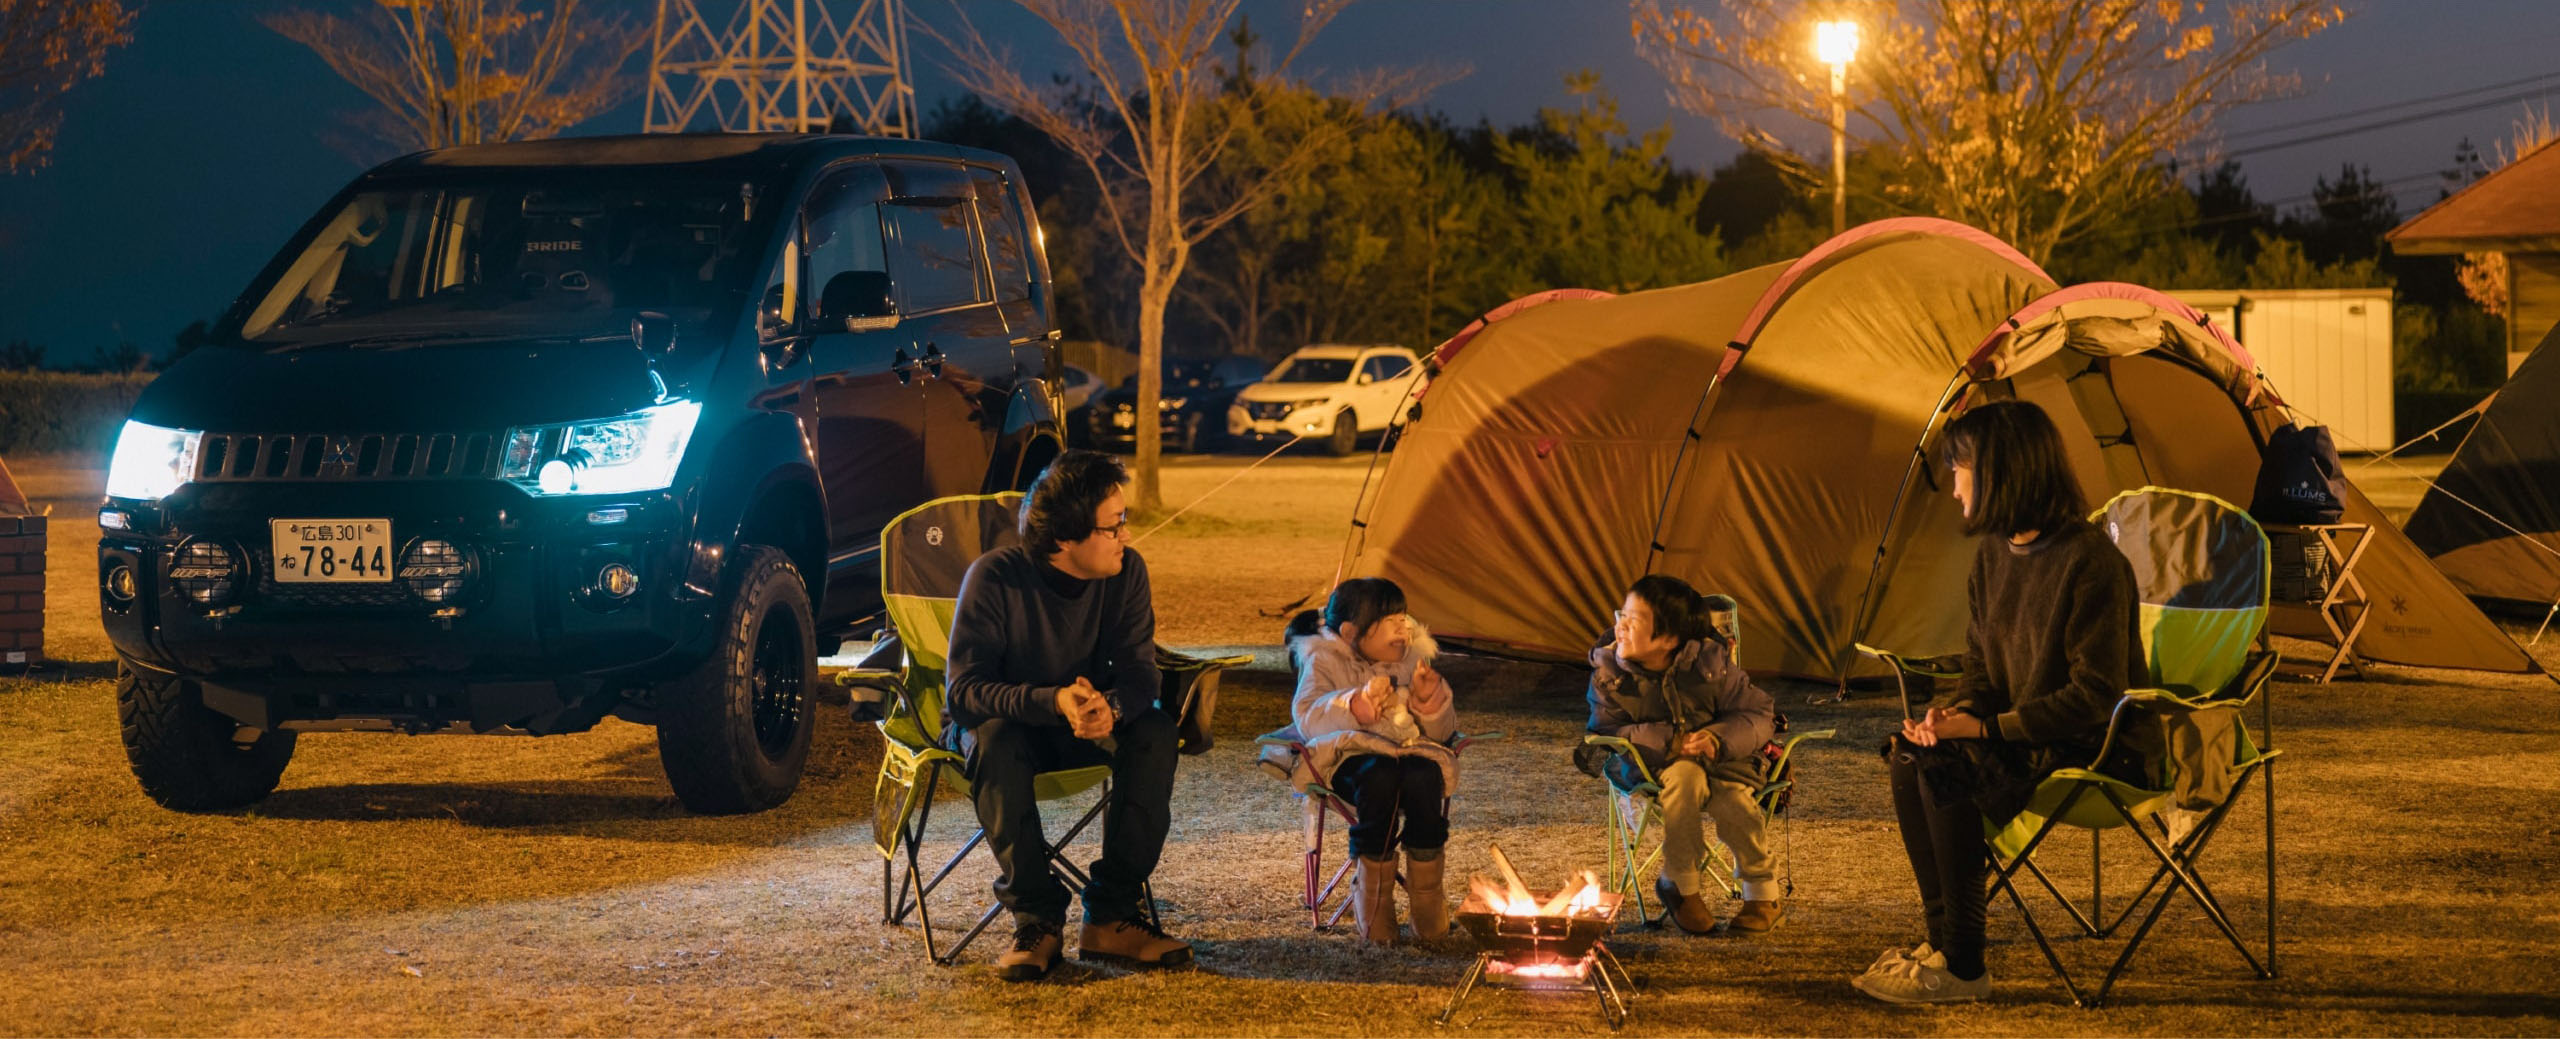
[1254,720,1504,929]
[841,492,1248,965]
[1857,486,2281,1007]
[1583,717,1835,925]
[1580,595,1837,924]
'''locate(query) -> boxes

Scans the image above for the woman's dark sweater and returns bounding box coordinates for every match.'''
[1946,515,2148,746]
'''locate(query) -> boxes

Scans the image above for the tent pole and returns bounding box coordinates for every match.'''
[1836,372,1973,675]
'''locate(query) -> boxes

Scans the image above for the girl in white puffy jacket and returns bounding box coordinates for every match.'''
[1286,577,1459,944]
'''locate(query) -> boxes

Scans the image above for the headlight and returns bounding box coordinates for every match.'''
[105,420,203,501]
[1292,398,1332,411]
[500,401,702,496]
[1159,397,1188,410]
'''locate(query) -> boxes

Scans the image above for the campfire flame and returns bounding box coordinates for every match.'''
[1467,844,1608,918]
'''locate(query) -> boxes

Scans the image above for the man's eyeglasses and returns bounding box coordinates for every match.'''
[1098,518,1132,540]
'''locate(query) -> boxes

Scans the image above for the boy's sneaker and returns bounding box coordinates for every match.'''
[1852,950,1989,1005]
[1861,940,1935,978]
[995,919,1064,982]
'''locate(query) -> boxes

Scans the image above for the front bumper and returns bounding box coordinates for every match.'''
[1227,404,1335,440]
[99,479,710,734]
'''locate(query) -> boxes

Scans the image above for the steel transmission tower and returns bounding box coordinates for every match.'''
[645,0,916,137]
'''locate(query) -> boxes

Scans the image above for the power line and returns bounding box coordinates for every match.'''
[2223,83,2560,159]
[2224,69,2560,142]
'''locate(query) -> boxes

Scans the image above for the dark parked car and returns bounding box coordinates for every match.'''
[97,133,1066,815]
[1090,355,1265,453]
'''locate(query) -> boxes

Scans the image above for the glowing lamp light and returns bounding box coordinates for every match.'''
[1816,20,1860,67]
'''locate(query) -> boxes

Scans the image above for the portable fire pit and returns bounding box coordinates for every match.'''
[1436,858,1634,1030]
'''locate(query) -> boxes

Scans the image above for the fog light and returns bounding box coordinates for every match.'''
[168,541,238,605]
[105,564,137,603]
[597,562,639,599]
[398,538,471,604]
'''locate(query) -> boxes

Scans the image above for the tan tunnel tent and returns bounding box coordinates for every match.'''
[2404,321,2560,613]
[1340,219,2542,683]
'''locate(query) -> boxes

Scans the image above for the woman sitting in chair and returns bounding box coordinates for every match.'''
[1855,399,2149,1005]
[1585,574,1779,936]
[1287,578,1460,945]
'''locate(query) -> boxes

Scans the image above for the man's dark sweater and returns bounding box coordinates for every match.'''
[945,544,1159,735]
[1947,516,2148,745]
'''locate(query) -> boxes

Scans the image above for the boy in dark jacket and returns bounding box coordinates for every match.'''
[1586,574,1779,935]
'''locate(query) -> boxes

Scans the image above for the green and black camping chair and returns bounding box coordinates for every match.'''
[842,492,1246,965]
[1857,486,2282,1007]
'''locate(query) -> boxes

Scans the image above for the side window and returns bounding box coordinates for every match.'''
[1359,356,1391,384]
[968,167,1031,305]
[760,236,799,340]
[802,165,890,323]
[1371,354,1412,380]
[883,199,985,313]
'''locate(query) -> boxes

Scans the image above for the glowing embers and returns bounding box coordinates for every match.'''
[1438,845,1635,1030]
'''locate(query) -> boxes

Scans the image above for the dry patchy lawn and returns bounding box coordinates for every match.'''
[0,451,2555,1035]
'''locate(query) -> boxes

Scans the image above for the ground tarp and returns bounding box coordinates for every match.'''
[1342,219,2541,681]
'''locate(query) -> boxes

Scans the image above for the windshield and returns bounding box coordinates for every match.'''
[240,173,771,345]
[1270,357,1353,384]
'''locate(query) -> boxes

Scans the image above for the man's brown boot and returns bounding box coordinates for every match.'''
[1656,876,1719,935]
[1076,917,1193,968]
[1728,899,1785,934]
[1406,848,1449,940]
[994,919,1063,981]
[1352,854,1400,944]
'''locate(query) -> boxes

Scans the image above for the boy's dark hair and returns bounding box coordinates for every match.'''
[1321,577,1407,638]
[1020,450,1129,557]
[1939,399,2085,539]
[1628,573,1713,644]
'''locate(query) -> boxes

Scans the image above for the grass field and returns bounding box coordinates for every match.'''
[1,450,2555,1035]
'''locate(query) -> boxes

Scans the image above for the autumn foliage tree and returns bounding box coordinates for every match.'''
[0,0,134,173]
[1633,0,2346,263]
[265,0,646,156]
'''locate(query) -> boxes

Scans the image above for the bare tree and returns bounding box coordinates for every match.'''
[0,0,134,173]
[265,0,646,155]
[1633,0,2345,263]
[928,0,1428,510]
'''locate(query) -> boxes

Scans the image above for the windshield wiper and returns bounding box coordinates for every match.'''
[266,330,489,354]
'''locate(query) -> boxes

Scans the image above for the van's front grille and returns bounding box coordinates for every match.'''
[1247,401,1294,420]
[195,432,499,483]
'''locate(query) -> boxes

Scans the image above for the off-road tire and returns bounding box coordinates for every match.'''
[1325,409,1360,456]
[655,545,818,814]
[117,658,295,812]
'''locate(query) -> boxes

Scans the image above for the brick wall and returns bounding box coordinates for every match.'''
[0,514,43,667]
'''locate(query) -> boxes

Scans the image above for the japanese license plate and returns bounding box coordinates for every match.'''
[270,519,393,583]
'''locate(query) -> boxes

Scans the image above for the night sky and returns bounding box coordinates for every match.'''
[2,0,2555,361]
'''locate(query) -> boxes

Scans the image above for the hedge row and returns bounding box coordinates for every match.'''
[0,371,153,455]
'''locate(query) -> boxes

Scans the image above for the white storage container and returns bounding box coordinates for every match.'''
[2169,288,2396,452]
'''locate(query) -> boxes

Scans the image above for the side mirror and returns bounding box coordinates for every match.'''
[1356,371,1375,386]
[819,270,899,332]
[631,310,676,356]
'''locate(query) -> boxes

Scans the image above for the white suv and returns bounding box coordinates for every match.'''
[1229,344,1426,455]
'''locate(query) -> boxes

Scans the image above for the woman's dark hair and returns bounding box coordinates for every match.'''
[1321,577,1407,638]
[1627,573,1713,644]
[1020,449,1129,557]
[1939,399,2085,539]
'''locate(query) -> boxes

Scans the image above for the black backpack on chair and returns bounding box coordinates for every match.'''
[2251,422,2348,525]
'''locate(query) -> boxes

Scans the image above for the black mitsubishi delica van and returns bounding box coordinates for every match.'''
[99,134,1065,814]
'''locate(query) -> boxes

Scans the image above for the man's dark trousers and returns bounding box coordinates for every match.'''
[966,706,1179,925]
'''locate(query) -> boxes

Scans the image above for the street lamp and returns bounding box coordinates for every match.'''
[1816,20,1860,236]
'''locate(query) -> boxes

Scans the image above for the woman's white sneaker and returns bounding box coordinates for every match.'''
[1862,940,1935,978]
[1852,950,1989,1005]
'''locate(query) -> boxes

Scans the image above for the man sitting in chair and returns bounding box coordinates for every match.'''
[1586,574,1780,935]
[947,450,1189,981]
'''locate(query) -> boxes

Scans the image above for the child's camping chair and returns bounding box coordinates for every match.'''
[1860,487,2281,1007]
[1580,595,1837,925]
[841,492,1246,965]
[1254,636,1502,929]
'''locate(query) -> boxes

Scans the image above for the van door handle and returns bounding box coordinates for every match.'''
[922,342,945,378]
[892,347,916,385]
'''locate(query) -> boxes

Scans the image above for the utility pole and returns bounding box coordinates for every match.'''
[645,0,915,136]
